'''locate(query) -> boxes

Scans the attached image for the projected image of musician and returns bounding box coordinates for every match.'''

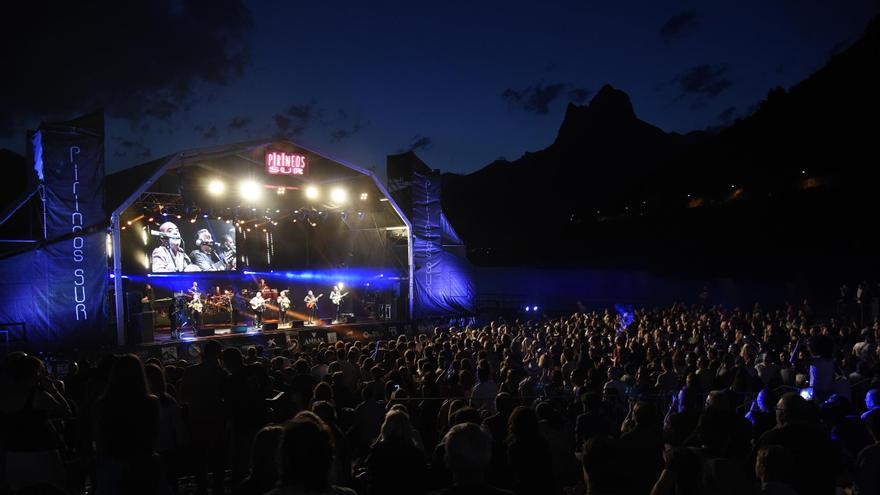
[151,222,194,272]
[304,290,322,325]
[188,229,234,271]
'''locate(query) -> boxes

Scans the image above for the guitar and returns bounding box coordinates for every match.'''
[277,295,291,311]
[330,291,349,305]
[250,296,265,311]
[305,294,323,309]
[187,296,203,313]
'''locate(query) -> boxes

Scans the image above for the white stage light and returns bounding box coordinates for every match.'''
[208,179,226,195]
[239,180,262,201]
[525,306,530,312]
[305,185,319,200]
[360,192,368,201]
[533,306,538,311]
[337,282,344,289]
[330,187,348,204]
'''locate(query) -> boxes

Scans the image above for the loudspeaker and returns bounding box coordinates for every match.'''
[231,325,249,334]
[196,327,215,337]
[262,323,278,331]
[139,311,155,343]
[289,320,305,328]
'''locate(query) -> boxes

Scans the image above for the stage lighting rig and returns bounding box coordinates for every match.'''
[305,185,320,200]
[239,180,262,201]
[208,179,226,195]
[330,187,348,204]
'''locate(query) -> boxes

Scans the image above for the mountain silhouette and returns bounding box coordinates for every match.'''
[442,16,880,278]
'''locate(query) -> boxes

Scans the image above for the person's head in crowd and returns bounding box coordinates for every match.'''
[144,363,169,400]
[312,400,337,426]
[632,401,658,430]
[103,354,152,402]
[450,406,481,427]
[582,436,619,494]
[222,347,243,371]
[776,392,811,427]
[443,423,493,484]
[247,425,284,484]
[1,353,43,391]
[755,388,774,413]
[202,340,222,365]
[508,405,540,441]
[495,392,515,417]
[677,386,700,414]
[313,381,333,403]
[278,412,335,492]
[866,389,880,411]
[378,409,415,445]
[705,389,732,412]
[755,445,794,485]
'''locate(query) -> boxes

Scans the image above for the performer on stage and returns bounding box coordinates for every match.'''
[141,283,155,312]
[277,290,291,325]
[187,287,203,333]
[250,291,266,328]
[151,221,194,272]
[330,283,349,323]
[304,290,322,325]
[188,281,201,298]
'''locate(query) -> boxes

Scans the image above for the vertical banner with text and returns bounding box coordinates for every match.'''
[35,112,109,346]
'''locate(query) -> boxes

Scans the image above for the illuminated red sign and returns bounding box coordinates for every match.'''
[265,151,307,176]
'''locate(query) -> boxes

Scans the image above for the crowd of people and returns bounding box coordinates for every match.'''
[2,301,880,494]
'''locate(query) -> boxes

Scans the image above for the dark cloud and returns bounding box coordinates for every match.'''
[673,65,732,98]
[329,115,368,143]
[227,116,251,130]
[660,11,699,42]
[112,136,152,158]
[202,126,219,140]
[0,0,253,136]
[502,83,566,114]
[568,88,593,103]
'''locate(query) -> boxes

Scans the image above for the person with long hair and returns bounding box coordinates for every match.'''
[366,409,427,495]
[505,406,557,495]
[93,353,162,493]
[266,411,355,495]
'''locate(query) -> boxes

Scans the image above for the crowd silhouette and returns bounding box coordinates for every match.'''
[2,300,880,494]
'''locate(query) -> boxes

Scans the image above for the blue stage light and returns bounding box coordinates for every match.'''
[532,306,538,311]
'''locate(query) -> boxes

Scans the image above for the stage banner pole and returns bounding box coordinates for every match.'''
[34,112,109,347]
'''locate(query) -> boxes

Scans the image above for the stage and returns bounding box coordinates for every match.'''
[129,319,414,363]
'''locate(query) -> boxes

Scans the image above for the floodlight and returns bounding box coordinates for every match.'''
[305,185,319,200]
[330,187,348,204]
[208,179,226,195]
[360,192,369,201]
[239,180,262,201]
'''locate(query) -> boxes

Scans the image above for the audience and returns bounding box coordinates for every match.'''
[3,300,880,494]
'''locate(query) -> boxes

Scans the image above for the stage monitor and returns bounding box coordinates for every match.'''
[149,219,238,273]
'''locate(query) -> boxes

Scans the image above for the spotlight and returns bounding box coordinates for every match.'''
[239,180,262,201]
[330,187,348,204]
[360,192,369,201]
[277,187,286,195]
[202,214,208,218]
[147,217,154,222]
[533,306,538,311]
[176,215,182,219]
[189,218,196,224]
[208,179,226,196]
[126,220,132,226]
[524,306,530,312]
[337,282,344,289]
[305,185,319,200]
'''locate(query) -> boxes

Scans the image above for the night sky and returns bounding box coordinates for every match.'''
[2,0,877,177]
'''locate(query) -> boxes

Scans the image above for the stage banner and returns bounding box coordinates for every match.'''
[33,113,109,347]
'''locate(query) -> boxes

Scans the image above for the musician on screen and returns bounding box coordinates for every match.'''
[189,229,232,271]
[151,221,194,272]
[304,290,322,325]
[250,291,266,328]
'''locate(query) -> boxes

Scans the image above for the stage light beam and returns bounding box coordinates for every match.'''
[305,185,319,200]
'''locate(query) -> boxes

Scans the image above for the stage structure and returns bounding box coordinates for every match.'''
[1,112,471,350]
[108,140,414,345]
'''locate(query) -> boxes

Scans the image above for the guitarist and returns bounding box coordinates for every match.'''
[188,291,204,333]
[304,290,322,325]
[330,284,349,323]
[250,292,266,328]
[277,290,291,325]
